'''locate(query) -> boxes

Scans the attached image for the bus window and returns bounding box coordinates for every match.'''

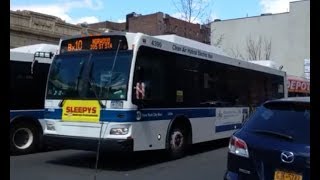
[133,46,174,107]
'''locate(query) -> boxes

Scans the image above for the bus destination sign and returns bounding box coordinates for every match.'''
[60,35,128,53]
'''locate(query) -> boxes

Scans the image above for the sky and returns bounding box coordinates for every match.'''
[10,0,297,25]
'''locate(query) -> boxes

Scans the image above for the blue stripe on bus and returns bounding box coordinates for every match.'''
[44,108,216,122]
[100,110,136,122]
[44,109,63,119]
[215,123,242,132]
[10,110,44,120]
[137,108,215,121]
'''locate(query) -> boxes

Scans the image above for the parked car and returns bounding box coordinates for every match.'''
[224,97,310,180]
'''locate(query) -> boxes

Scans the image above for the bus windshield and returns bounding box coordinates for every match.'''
[46,51,132,100]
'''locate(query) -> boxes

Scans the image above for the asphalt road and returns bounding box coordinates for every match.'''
[10,139,229,180]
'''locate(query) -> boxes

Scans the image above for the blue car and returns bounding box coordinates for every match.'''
[224,97,310,180]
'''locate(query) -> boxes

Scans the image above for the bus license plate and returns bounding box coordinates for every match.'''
[274,170,302,180]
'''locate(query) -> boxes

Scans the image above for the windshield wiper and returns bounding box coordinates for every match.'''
[103,39,122,99]
[252,129,293,141]
[88,62,106,108]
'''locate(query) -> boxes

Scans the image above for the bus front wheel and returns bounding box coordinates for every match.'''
[167,127,188,159]
[10,121,40,155]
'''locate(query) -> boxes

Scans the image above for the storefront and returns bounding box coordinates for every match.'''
[287,75,310,97]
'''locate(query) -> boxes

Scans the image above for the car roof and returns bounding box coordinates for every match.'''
[265,97,310,104]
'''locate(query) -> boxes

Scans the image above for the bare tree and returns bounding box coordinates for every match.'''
[246,35,272,60]
[171,0,224,46]
[211,28,224,47]
[229,35,272,60]
[172,0,212,23]
[263,37,272,60]
[229,46,245,60]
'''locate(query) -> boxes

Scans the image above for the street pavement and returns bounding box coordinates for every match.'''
[10,139,229,180]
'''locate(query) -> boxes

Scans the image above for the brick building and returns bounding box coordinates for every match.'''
[88,21,126,32]
[88,12,210,44]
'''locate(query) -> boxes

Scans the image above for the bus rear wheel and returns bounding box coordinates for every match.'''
[167,127,188,159]
[10,122,40,155]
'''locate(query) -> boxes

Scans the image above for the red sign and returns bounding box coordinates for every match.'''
[66,106,97,114]
[287,78,310,93]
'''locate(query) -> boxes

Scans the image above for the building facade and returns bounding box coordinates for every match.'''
[10,10,102,48]
[210,0,310,78]
[89,12,210,44]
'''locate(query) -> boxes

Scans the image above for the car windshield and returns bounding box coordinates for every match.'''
[243,101,310,144]
[46,51,132,100]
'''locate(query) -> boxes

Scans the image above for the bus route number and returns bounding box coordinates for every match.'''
[68,40,83,51]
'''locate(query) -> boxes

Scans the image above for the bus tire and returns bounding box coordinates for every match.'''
[167,126,188,159]
[10,121,40,155]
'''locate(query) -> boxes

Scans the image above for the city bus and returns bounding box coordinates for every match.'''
[43,32,287,158]
[10,44,58,155]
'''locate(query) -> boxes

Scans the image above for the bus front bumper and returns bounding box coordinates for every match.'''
[44,134,133,152]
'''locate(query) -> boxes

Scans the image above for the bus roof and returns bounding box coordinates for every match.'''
[154,35,228,57]
[248,60,281,70]
[146,34,286,77]
[10,44,58,64]
[11,44,59,54]
[60,32,286,77]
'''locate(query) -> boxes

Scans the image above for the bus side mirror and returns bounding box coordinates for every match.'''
[31,60,38,75]
[31,51,54,75]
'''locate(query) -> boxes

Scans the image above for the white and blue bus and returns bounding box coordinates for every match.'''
[10,44,58,155]
[43,32,287,158]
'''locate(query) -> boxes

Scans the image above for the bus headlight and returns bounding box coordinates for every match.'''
[46,121,56,131]
[110,127,129,135]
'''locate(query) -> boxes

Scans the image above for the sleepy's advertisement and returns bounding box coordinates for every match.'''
[62,100,101,123]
